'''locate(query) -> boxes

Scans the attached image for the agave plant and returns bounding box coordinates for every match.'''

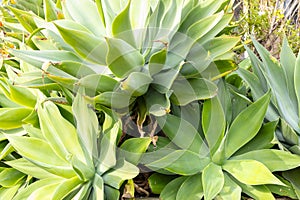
[2,0,240,137]
[1,90,138,199]
[137,91,300,200]
[237,37,300,200]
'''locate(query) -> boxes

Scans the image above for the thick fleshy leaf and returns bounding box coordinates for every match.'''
[73,89,98,161]
[97,120,120,174]
[160,176,188,200]
[52,176,81,199]
[8,6,37,33]
[0,168,25,187]
[145,150,210,175]
[120,137,151,165]
[0,108,32,130]
[202,163,224,200]
[94,91,135,109]
[13,178,64,200]
[267,176,298,199]
[170,78,218,106]
[0,183,21,200]
[38,101,86,164]
[145,87,171,117]
[186,12,224,41]
[5,134,75,178]
[224,92,271,158]
[93,174,104,200]
[295,54,300,119]
[202,96,225,155]
[223,160,284,186]
[148,173,177,194]
[232,149,300,172]
[238,182,275,200]
[149,48,167,76]
[5,158,56,179]
[55,23,107,65]
[112,0,135,47]
[106,37,144,78]
[217,173,242,200]
[280,37,297,107]
[102,159,139,189]
[104,185,120,200]
[283,168,300,199]
[10,49,82,68]
[44,0,58,22]
[121,72,152,96]
[64,0,105,36]
[78,74,118,94]
[8,83,37,108]
[281,119,299,146]
[252,39,299,132]
[156,114,208,156]
[176,173,203,200]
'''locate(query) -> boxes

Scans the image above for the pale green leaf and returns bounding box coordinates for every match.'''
[145,150,210,175]
[93,174,104,200]
[121,72,152,96]
[106,37,144,78]
[176,174,203,200]
[202,96,225,155]
[43,0,58,22]
[0,108,32,130]
[102,159,139,189]
[202,163,224,200]
[156,114,208,156]
[148,173,177,194]
[217,173,242,200]
[0,168,25,187]
[160,176,188,200]
[223,160,284,186]
[224,92,271,158]
[232,149,300,172]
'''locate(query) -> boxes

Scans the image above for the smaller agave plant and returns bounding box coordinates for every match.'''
[137,91,300,200]
[2,89,138,199]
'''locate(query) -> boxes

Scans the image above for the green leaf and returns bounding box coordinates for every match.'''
[106,37,144,78]
[202,96,225,155]
[252,39,299,132]
[145,150,210,175]
[238,182,275,200]
[283,168,300,199]
[281,119,299,146]
[8,83,37,108]
[43,0,58,22]
[223,160,284,186]
[55,23,107,65]
[53,176,81,200]
[232,149,300,172]
[235,120,277,155]
[97,121,120,174]
[176,173,203,200]
[8,6,38,33]
[5,134,75,178]
[217,173,242,200]
[202,163,224,200]
[112,0,136,47]
[148,173,177,194]
[102,159,139,189]
[148,48,167,76]
[160,176,188,200]
[94,91,135,109]
[120,137,151,165]
[224,92,271,158]
[10,49,82,68]
[121,72,153,96]
[202,36,240,59]
[156,114,208,156]
[93,174,104,200]
[145,87,171,117]
[267,176,298,199]
[295,54,300,120]
[0,108,32,130]
[104,185,120,200]
[5,158,56,179]
[64,0,105,36]
[170,78,218,106]
[38,101,86,164]
[51,61,96,78]
[186,12,224,41]
[77,74,119,94]
[0,168,25,187]
[13,178,63,200]
[73,90,98,162]
[280,37,297,107]
[0,183,21,200]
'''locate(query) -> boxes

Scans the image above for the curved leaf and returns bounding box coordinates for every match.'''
[202,163,224,200]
